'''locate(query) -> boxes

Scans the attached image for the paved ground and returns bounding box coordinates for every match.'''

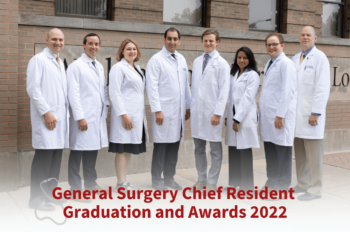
[0,157,349,232]
[324,151,350,170]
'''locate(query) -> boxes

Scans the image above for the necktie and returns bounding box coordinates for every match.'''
[92,61,96,68]
[300,52,305,65]
[203,53,210,73]
[266,60,273,72]
[171,54,176,60]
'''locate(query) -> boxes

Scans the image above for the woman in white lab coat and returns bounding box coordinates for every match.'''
[225,47,260,191]
[109,39,149,191]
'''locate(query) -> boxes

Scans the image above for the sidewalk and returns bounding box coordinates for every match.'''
[0,156,349,232]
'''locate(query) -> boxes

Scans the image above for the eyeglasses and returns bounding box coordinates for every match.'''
[265,43,281,48]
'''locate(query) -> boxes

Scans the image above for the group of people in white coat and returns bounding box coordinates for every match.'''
[26,25,329,211]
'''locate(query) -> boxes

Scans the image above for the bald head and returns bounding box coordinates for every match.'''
[46,28,64,54]
[46,28,64,39]
[299,26,317,51]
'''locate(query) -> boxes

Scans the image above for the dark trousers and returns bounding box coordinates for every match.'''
[151,141,180,184]
[30,149,63,204]
[68,150,98,191]
[228,146,254,191]
[264,142,292,190]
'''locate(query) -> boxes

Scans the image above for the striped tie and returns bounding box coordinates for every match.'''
[203,53,210,73]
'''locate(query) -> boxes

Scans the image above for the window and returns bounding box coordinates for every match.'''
[322,0,344,37]
[163,0,205,27]
[56,0,108,19]
[248,0,282,32]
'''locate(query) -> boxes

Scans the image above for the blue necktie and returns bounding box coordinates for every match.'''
[203,53,209,73]
[92,61,96,68]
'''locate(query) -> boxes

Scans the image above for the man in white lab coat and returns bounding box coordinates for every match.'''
[146,28,191,191]
[27,28,68,211]
[292,26,330,201]
[260,33,297,192]
[190,29,230,191]
[67,33,109,199]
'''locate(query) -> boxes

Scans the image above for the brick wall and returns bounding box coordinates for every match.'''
[207,0,249,31]
[284,0,322,36]
[111,0,163,24]
[15,24,350,150]
[0,0,18,154]
[18,0,55,16]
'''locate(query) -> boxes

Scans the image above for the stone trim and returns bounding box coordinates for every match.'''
[18,14,350,46]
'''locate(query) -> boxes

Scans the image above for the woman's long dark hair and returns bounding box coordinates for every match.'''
[230,46,258,76]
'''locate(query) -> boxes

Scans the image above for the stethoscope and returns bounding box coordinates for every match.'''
[34,178,67,225]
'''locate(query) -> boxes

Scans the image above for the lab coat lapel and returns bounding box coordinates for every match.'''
[298,46,316,71]
[202,52,218,76]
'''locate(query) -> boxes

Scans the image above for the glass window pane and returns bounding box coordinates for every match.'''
[163,0,202,26]
[57,0,107,18]
[322,3,342,37]
[248,0,277,31]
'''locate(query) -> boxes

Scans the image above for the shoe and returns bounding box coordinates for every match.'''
[85,185,103,194]
[191,181,207,191]
[72,198,92,203]
[164,181,183,190]
[224,186,238,191]
[47,196,67,205]
[115,180,139,192]
[152,183,168,191]
[259,186,274,193]
[206,184,217,191]
[29,200,55,211]
[292,185,307,194]
[297,192,321,201]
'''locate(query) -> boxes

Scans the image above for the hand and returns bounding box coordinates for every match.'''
[78,119,88,131]
[155,111,164,126]
[274,116,284,129]
[185,109,190,121]
[309,114,318,126]
[232,121,239,132]
[44,112,57,131]
[122,114,133,130]
[211,115,221,126]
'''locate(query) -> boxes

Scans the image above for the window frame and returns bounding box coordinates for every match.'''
[248,0,284,33]
[322,0,345,38]
[55,0,111,20]
[162,0,207,27]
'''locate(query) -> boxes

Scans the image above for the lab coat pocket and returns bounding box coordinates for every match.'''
[50,105,62,122]
[205,102,216,118]
[264,104,277,119]
[124,101,138,118]
[302,97,313,117]
[129,117,139,140]
[83,106,96,123]
[160,101,174,118]
[302,74,315,85]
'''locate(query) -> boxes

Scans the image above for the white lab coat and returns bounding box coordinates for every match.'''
[109,58,149,144]
[292,46,330,139]
[146,46,191,143]
[191,51,230,142]
[26,47,69,149]
[67,53,109,150]
[259,52,297,146]
[225,70,260,149]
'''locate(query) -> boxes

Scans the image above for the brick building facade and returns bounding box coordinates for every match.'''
[1,0,350,191]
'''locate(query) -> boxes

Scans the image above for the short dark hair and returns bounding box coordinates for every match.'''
[164,27,180,39]
[230,46,258,76]
[83,33,101,45]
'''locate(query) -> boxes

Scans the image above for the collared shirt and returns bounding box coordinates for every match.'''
[301,45,315,58]
[203,49,218,65]
[271,52,282,62]
[162,46,178,61]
